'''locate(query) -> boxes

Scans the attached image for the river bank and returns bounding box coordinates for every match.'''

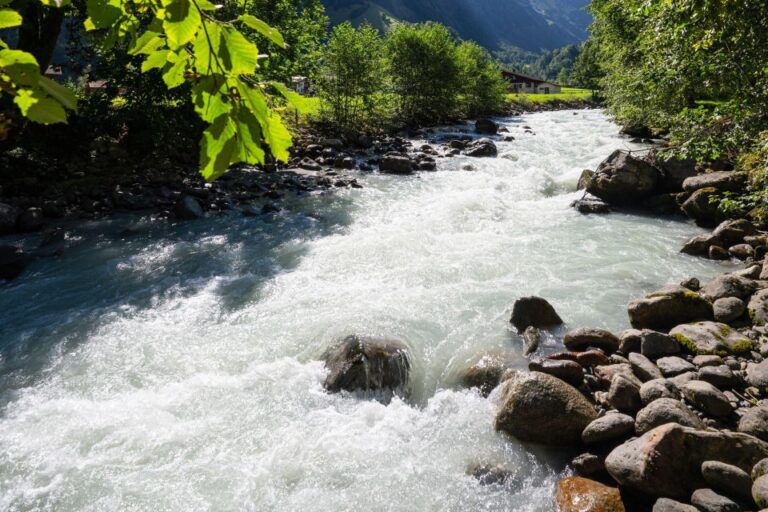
[0,109,725,511]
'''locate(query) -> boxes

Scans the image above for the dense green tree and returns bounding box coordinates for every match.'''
[455,41,506,117]
[570,39,601,93]
[315,22,387,132]
[386,22,460,125]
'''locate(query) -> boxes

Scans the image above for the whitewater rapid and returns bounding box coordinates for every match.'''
[0,110,730,511]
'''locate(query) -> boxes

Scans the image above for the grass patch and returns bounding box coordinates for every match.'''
[506,87,593,104]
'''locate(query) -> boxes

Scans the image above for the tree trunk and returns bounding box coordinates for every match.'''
[16,1,65,72]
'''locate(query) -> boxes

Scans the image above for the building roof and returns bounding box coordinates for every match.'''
[501,70,553,84]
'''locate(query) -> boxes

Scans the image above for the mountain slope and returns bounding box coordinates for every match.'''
[322,0,591,52]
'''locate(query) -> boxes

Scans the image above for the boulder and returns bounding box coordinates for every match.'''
[657,356,696,377]
[670,322,754,355]
[495,371,597,446]
[586,150,660,205]
[522,326,541,356]
[555,477,625,512]
[694,355,725,367]
[528,359,583,387]
[700,275,757,302]
[174,195,204,220]
[510,296,563,332]
[0,245,29,281]
[577,170,594,191]
[747,289,768,326]
[746,360,768,390]
[635,397,705,434]
[464,138,498,157]
[572,197,611,214]
[713,297,746,323]
[729,244,754,260]
[681,233,721,257]
[682,171,747,194]
[466,463,512,486]
[681,277,701,291]
[641,330,681,358]
[681,187,722,226]
[628,286,714,331]
[656,155,698,192]
[380,155,414,174]
[640,379,680,405]
[582,413,635,445]
[0,202,19,235]
[690,489,741,512]
[605,423,768,500]
[709,245,730,260]
[629,352,663,381]
[738,406,768,442]
[712,219,758,247]
[323,335,411,395]
[701,461,753,504]
[572,453,605,476]
[698,365,737,389]
[564,328,620,353]
[460,352,512,396]
[753,474,768,509]
[652,498,698,512]
[619,329,643,354]
[682,380,733,417]
[595,363,636,387]
[609,373,642,413]
[475,118,499,135]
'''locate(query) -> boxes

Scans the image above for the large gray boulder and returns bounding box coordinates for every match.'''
[700,274,757,302]
[682,171,747,193]
[323,335,411,395]
[669,321,755,355]
[681,187,722,227]
[635,397,705,434]
[712,218,758,247]
[628,286,713,331]
[586,150,660,205]
[495,371,597,446]
[509,296,563,332]
[605,423,768,500]
[713,297,746,323]
[701,461,753,504]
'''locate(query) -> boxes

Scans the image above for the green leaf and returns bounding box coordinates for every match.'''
[162,53,188,88]
[238,14,285,48]
[200,114,237,181]
[85,0,122,30]
[0,49,40,86]
[141,49,170,72]
[130,30,164,56]
[192,76,231,122]
[39,0,70,6]
[271,81,314,114]
[234,107,265,164]
[221,28,258,75]
[38,76,77,111]
[0,8,22,29]
[263,112,291,162]
[14,89,68,124]
[163,0,200,50]
[193,22,221,74]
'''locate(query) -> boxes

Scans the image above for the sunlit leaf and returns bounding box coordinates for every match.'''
[163,0,200,49]
[238,14,285,48]
[0,8,21,29]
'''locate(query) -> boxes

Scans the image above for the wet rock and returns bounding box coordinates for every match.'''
[690,489,741,512]
[701,461,753,504]
[753,474,768,509]
[564,328,620,353]
[712,219,758,247]
[577,170,594,191]
[572,452,605,476]
[582,413,635,445]
[460,352,513,396]
[379,155,414,174]
[681,277,701,292]
[747,289,768,326]
[464,138,498,157]
[700,275,757,302]
[682,380,733,417]
[713,297,746,323]
[529,359,583,387]
[554,476,625,512]
[670,322,754,355]
[640,379,680,405]
[652,498,698,512]
[323,335,411,395]
[729,244,754,260]
[698,365,736,389]
[16,207,44,232]
[681,187,722,227]
[628,286,713,331]
[643,193,681,216]
[681,234,721,257]
[0,202,19,234]
[682,171,747,194]
[466,463,512,486]
[642,331,681,359]
[629,352,663,381]
[0,245,29,280]
[605,423,768,500]
[522,326,541,356]
[657,356,696,377]
[709,245,730,260]
[572,197,611,214]
[510,296,563,332]
[609,373,642,413]
[586,150,660,205]
[174,195,204,220]
[495,371,597,446]
[635,397,705,434]
[475,118,499,135]
[738,406,768,441]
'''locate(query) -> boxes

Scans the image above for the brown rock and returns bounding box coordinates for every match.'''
[555,476,625,512]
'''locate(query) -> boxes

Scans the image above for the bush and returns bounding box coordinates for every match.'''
[455,41,507,117]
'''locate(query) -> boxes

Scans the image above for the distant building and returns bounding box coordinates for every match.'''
[291,76,311,96]
[44,66,63,80]
[502,71,561,94]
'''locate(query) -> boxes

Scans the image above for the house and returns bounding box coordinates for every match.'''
[291,76,312,96]
[502,70,561,94]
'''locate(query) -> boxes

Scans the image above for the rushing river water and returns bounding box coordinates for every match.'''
[0,110,732,511]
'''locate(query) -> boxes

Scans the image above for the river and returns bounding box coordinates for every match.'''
[0,110,731,511]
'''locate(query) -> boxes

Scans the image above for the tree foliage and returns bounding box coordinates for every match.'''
[455,41,506,117]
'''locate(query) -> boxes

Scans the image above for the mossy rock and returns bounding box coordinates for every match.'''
[628,285,713,331]
[670,321,754,355]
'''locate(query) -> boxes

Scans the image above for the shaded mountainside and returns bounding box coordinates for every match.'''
[321,0,591,51]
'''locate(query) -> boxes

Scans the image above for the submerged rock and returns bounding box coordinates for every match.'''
[495,371,597,446]
[554,476,625,512]
[572,197,611,214]
[460,352,513,396]
[510,296,563,333]
[323,335,411,395]
[628,286,713,331]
